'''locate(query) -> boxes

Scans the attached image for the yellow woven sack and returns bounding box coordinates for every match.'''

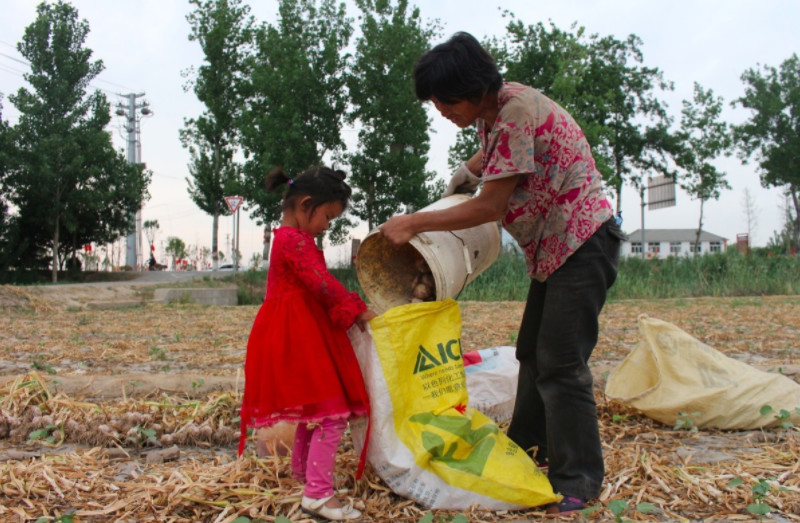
[605,315,800,430]
[350,299,558,510]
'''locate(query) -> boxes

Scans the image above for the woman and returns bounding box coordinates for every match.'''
[379,31,624,515]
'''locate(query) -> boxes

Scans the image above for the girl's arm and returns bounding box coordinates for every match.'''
[284,230,367,329]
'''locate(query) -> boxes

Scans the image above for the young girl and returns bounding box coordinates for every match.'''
[239,165,376,521]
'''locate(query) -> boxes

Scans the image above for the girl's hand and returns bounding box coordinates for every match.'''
[355,309,377,332]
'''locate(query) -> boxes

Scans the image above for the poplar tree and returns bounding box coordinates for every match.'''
[734,54,800,251]
[675,83,732,252]
[239,0,352,233]
[0,99,12,270]
[456,18,675,214]
[7,1,149,282]
[346,0,441,230]
[182,0,254,269]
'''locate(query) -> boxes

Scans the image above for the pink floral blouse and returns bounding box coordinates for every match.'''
[478,82,613,281]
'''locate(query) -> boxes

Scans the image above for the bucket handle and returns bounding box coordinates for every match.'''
[462,244,473,275]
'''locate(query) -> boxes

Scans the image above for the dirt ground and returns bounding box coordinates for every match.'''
[0,283,799,522]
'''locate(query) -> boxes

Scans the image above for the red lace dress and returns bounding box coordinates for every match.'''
[238,227,370,456]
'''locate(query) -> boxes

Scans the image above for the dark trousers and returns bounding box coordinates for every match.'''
[507,218,622,500]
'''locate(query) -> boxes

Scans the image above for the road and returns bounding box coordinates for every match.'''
[45,269,243,288]
[124,269,239,285]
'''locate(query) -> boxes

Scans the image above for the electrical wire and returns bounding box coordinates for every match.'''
[0,51,28,66]
[0,49,137,96]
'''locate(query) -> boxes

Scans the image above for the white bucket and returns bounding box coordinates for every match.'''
[356,194,502,313]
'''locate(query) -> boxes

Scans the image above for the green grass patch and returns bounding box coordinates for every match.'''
[229,249,799,305]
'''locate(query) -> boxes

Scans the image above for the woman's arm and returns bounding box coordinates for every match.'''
[380,172,519,246]
[465,149,482,175]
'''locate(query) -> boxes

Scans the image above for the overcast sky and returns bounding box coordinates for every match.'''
[2,1,799,266]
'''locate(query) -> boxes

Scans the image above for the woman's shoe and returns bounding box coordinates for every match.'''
[301,495,362,521]
[545,496,585,516]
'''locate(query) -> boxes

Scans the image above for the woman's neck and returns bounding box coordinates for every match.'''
[478,90,500,131]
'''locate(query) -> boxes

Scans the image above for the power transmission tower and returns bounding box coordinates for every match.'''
[116,92,152,269]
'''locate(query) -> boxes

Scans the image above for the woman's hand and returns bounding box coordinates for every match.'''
[355,309,378,332]
[379,214,417,246]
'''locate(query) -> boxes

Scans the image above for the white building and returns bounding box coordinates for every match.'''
[622,229,729,259]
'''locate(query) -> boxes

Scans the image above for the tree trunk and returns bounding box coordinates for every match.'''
[212,211,219,271]
[212,141,222,271]
[790,186,800,252]
[51,213,60,283]
[614,154,624,215]
[694,200,705,256]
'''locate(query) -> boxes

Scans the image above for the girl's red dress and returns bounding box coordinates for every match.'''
[238,227,369,456]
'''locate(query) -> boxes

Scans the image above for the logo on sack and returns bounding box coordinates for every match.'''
[413,339,462,374]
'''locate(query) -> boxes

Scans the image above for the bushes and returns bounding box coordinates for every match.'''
[611,250,800,299]
[236,249,799,305]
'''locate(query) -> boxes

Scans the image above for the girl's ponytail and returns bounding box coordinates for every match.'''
[265,166,291,193]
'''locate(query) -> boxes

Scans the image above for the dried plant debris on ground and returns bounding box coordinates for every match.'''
[1,293,799,521]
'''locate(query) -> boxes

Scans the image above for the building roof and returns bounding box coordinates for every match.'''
[624,229,728,243]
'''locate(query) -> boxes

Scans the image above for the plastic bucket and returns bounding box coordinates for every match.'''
[356,194,502,313]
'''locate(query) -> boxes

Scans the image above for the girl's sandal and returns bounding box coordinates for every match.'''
[301,495,362,521]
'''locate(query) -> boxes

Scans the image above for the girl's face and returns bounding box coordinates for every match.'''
[295,199,345,238]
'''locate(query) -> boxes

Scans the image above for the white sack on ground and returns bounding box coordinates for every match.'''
[464,346,518,423]
[605,315,800,430]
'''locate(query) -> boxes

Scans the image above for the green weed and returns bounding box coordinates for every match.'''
[149,346,168,361]
[748,478,774,515]
[418,514,469,523]
[760,404,800,429]
[603,499,657,522]
[28,423,64,445]
[673,411,701,432]
[127,425,158,446]
[32,356,56,375]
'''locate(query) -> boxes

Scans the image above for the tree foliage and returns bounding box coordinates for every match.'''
[452,17,674,213]
[181,0,254,267]
[165,236,188,267]
[675,82,732,249]
[0,99,12,258]
[239,0,353,231]
[579,31,675,207]
[734,54,800,251]
[4,1,149,282]
[346,0,441,230]
[143,219,160,248]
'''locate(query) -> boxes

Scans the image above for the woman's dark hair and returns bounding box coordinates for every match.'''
[414,31,503,104]
[265,165,352,215]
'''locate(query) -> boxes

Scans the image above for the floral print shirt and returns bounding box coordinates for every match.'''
[478,82,613,281]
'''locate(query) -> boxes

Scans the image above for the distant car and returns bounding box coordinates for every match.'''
[218,264,243,271]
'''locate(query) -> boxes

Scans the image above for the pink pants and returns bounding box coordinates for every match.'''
[291,417,347,498]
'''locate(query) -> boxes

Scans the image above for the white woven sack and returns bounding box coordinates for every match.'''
[464,346,519,423]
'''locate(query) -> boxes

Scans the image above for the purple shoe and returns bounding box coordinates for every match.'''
[545,496,585,516]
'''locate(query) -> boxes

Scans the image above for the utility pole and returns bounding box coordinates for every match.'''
[116,93,152,269]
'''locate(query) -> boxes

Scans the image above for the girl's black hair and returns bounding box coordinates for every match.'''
[414,31,503,105]
[265,165,352,215]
